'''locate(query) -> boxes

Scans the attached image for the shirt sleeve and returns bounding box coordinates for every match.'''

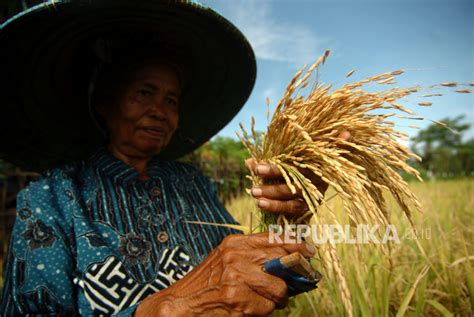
[0,177,77,315]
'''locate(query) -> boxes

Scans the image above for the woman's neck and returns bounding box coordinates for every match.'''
[107,144,151,181]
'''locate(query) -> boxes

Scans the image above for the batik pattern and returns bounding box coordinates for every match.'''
[0,145,239,316]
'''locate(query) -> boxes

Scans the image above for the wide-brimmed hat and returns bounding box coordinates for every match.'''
[0,0,256,172]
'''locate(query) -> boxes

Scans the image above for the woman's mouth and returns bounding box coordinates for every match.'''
[141,127,166,138]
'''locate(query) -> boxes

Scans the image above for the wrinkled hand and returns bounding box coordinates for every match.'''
[245,131,351,218]
[135,233,316,316]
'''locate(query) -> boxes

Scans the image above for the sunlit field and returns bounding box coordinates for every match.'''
[226,179,474,316]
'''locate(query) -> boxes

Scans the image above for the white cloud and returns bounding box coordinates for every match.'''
[207,0,328,65]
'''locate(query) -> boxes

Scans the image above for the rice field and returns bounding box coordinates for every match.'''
[226,179,474,316]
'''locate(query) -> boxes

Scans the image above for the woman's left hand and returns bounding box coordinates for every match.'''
[245,131,351,218]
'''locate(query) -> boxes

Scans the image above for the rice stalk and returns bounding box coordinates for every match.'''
[238,49,469,315]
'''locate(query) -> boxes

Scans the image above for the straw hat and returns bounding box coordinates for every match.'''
[0,0,256,171]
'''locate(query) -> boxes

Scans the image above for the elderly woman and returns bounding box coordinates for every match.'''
[0,1,327,316]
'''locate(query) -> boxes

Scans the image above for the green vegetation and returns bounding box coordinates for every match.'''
[410,115,474,178]
[180,136,251,202]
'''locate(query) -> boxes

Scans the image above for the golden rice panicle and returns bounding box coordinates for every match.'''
[240,50,425,228]
[238,49,460,315]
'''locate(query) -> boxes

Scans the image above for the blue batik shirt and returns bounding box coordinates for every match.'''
[0,145,239,316]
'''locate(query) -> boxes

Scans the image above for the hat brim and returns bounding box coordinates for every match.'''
[0,0,256,172]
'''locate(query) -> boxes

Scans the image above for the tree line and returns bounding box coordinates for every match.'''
[409,115,474,179]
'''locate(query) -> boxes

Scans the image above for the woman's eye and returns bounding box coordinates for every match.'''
[166,97,179,108]
[138,89,153,97]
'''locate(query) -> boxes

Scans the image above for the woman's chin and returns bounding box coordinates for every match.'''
[135,139,167,155]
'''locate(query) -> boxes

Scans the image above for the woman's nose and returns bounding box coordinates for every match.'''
[148,98,168,118]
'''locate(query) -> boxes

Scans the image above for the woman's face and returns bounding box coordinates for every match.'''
[99,63,181,158]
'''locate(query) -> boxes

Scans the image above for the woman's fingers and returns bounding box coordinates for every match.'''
[251,183,302,200]
[219,233,316,258]
[245,267,289,308]
[256,197,308,216]
[184,281,276,316]
[339,130,351,141]
[245,158,283,179]
[220,263,289,305]
[217,246,290,266]
[219,282,277,316]
[245,234,316,258]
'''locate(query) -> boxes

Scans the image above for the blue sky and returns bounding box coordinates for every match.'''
[200,0,473,145]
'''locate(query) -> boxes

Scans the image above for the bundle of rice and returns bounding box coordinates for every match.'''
[238,50,467,315]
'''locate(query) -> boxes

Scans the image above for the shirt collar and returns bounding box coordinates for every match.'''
[89,145,164,184]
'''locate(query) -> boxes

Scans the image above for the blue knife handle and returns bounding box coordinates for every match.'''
[263,257,321,296]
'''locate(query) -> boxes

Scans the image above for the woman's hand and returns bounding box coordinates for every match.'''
[245,131,351,218]
[135,233,316,316]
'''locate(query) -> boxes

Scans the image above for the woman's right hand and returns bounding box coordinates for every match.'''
[135,232,316,316]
